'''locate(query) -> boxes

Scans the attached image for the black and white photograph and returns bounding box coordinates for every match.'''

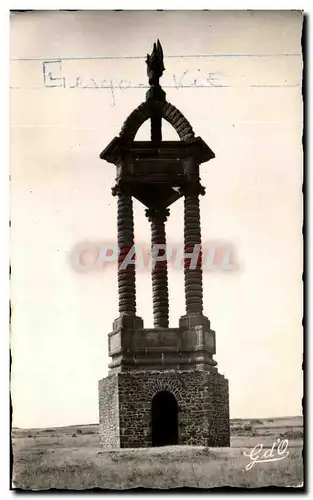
[10,9,304,490]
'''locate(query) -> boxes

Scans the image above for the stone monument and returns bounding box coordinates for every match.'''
[98,40,230,448]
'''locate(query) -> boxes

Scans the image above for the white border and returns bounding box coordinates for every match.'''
[2,4,10,499]
[3,2,310,497]
[4,1,312,10]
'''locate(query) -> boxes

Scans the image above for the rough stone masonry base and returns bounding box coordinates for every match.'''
[98,370,230,448]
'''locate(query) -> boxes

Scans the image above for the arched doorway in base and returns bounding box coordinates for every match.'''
[151,390,178,446]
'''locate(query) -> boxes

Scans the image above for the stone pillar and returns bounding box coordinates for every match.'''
[179,182,217,369]
[146,208,170,328]
[112,184,136,316]
[146,83,166,144]
[183,184,205,315]
[150,114,162,143]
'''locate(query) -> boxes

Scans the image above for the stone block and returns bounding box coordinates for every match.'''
[112,314,144,333]
[179,313,211,330]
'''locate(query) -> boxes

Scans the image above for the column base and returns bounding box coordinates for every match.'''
[108,314,144,365]
[179,313,217,358]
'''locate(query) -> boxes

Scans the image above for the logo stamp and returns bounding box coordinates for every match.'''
[244,439,290,471]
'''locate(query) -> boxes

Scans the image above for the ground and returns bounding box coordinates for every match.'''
[12,416,303,490]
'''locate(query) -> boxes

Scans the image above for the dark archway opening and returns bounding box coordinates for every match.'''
[152,390,178,446]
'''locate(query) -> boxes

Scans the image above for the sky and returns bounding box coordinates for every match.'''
[10,10,303,428]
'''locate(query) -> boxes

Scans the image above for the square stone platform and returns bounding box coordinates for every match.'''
[98,369,230,448]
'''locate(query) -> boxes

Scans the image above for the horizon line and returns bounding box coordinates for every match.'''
[12,415,303,430]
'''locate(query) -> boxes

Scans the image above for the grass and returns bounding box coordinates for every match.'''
[12,416,303,490]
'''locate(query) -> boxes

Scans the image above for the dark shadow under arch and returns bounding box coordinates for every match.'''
[152,390,178,446]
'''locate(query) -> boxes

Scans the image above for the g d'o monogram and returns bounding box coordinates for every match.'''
[244,439,289,471]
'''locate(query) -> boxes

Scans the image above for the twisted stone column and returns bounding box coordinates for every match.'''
[183,183,205,315]
[112,184,136,316]
[146,208,170,328]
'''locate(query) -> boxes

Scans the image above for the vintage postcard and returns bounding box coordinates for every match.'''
[10,10,304,490]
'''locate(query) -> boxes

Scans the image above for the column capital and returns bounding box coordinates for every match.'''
[180,183,206,197]
[112,181,132,197]
[145,207,170,223]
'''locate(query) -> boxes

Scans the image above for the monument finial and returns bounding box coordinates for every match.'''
[146,39,165,86]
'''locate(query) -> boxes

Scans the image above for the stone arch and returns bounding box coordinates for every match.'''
[143,378,183,408]
[119,101,195,143]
